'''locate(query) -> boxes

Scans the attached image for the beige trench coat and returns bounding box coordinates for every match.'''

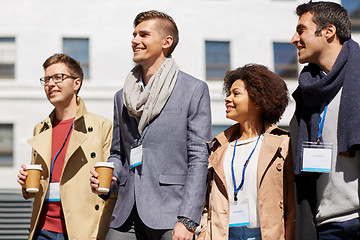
[23,97,116,240]
[197,123,295,240]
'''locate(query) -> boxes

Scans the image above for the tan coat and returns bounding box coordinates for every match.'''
[197,123,295,240]
[23,97,116,240]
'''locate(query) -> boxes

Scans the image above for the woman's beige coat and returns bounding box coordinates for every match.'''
[197,123,295,240]
[23,97,116,240]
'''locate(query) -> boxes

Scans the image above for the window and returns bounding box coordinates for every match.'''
[212,125,231,138]
[205,41,230,80]
[63,38,89,78]
[0,124,13,166]
[0,37,15,78]
[342,0,360,32]
[273,42,298,79]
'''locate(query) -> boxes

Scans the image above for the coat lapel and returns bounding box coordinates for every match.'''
[64,100,88,167]
[27,129,52,172]
[64,125,87,166]
[257,133,283,188]
[208,143,229,184]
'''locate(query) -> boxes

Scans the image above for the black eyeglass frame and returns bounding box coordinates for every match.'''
[40,73,77,86]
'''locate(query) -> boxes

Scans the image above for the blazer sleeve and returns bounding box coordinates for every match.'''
[177,81,212,224]
[197,166,213,240]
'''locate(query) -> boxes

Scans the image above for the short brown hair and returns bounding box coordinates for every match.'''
[223,64,289,124]
[43,53,84,95]
[296,1,351,44]
[134,10,179,56]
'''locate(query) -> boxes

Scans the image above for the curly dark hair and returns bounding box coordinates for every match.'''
[223,64,289,124]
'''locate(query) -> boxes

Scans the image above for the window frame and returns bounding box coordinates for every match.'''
[273,42,298,80]
[205,40,231,81]
[63,37,90,79]
[342,0,360,32]
[0,123,14,167]
[0,37,16,79]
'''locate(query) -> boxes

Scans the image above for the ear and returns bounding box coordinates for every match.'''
[162,35,174,51]
[74,78,81,92]
[324,24,337,40]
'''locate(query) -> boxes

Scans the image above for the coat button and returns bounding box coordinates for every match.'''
[279,201,283,209]
[95,204,99,210]
[88,126,93,132]
[276,163,282,171]
[91,152,96,158]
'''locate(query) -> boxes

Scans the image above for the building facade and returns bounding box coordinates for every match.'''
[1,0,359,191]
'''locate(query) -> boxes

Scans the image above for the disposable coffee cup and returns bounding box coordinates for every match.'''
[94,162,114,193]
[25,164,43,193]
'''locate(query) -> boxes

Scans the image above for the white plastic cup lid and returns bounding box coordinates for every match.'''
[94,162,114,169]
[26,164,43,171]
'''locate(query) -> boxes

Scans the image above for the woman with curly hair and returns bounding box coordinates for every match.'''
[197,64,295,240]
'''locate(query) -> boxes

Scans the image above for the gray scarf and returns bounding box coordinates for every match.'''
[123,57,179,135]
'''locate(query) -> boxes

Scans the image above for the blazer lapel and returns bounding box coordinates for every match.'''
[257,133,283,188]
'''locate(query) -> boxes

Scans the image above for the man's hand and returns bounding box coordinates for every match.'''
[172,222,194,240]
[90,169,116,195]
[17,164,27,188]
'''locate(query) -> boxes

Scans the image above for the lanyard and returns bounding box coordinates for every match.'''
[231,128,263,201]
[50,118,74,181]
[317,102,329,144]
[134,121,151,146]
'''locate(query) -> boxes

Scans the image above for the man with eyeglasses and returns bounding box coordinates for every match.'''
[17,53,115,240]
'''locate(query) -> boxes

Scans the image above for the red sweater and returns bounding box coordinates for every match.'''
[37,117,74,233]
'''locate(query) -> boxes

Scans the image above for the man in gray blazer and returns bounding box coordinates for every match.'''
[90,10,211,240]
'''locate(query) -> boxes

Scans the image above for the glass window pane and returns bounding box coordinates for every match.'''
[63,38,89,78]
[212,125,231,139]
[0,124,13,166]
[205,41,230,80]
[273,42,298,79]
[0,37,15,78]
[342,0,360,32]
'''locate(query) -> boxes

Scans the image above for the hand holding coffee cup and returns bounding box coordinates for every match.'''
[24,164,43,193]
[17,164,28,188]
[94,162,114,193]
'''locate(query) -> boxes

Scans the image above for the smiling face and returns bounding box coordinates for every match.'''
[291,12,328,65]
[44,63,80,108]
[225,79,261,124]
[131,19,168,70]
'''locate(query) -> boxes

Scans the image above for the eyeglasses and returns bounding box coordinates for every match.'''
[40,73,76,86]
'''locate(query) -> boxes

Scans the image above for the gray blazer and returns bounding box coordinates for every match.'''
[103,71,212,230]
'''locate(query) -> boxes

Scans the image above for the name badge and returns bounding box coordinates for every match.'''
[302,142,333,173]
[229,200,250,227]
[45,182,61,202]
[130,144,143,169]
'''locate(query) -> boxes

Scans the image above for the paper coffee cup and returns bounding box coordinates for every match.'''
[94,162,114,193]
[25,164,43,193]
